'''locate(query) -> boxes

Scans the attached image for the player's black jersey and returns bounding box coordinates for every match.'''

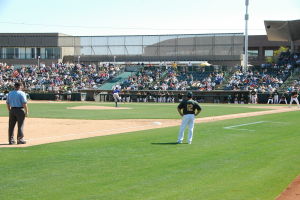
[178,99,201,115]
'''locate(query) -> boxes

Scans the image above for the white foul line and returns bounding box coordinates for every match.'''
[224,121,266,131]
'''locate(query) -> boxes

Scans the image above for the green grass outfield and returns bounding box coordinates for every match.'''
[0,102,299,200]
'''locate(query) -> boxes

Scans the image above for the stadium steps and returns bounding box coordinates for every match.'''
[98,72,132,90]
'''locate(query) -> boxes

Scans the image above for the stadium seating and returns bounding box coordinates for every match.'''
[1,56,298,95]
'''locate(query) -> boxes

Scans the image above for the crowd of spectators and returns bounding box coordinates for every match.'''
[0,55,298,96]
[120,66,224,91]
[224,58,295,93]
[277,51,300,93]
[223,49,300,94]
[121,66,163,90]
[178,71,224,91]
[0,62,122,92]
[286,79,300,93]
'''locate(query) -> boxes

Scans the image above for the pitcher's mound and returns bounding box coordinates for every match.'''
[67,106,131,110]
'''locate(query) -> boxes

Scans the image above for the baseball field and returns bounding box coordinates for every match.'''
[0,101,299,200]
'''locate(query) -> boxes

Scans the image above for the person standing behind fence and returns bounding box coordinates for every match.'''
[250,89,257,104]
[267,93,274,104]
[177,92,201,144]
[279,93,288,104]
[6,82,28,145]
[273,90,279,104]
[227,94,232,104]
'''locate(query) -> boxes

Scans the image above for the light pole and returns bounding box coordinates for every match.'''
[37,56,40,67]
[78,56,80,65]
[113,56,116,65]
[244,0,249,72]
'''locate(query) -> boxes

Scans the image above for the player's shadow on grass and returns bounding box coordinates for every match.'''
[151,142,182,145]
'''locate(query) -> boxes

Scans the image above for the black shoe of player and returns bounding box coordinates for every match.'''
[17,139,26,144]
[9,140,16,145]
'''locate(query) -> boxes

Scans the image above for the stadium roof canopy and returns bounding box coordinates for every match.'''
[264,19,300,41]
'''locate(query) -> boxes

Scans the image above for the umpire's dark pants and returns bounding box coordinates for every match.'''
[9,108,25,141]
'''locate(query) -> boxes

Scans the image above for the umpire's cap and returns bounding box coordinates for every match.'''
[187,92,193,98]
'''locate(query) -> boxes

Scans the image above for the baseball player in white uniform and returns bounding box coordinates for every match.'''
[289,90,300,108]
[177,92,202,144]
[113,87,122,107]
[250,89,257,104]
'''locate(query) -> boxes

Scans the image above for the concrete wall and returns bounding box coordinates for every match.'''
[0,33,59,47]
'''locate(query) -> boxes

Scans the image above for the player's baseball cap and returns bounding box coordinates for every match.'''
[187,92,193,98]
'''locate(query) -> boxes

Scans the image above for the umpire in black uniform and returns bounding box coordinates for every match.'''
[6,82,29,144]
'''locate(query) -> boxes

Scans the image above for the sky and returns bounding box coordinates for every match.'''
[0,0,299,36]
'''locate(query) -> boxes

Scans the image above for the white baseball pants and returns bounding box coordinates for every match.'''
[178,114,195,143]
[267,99,273,104]
[289,97,300,107]
[113,93,121,102]
[273,95,279,104]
